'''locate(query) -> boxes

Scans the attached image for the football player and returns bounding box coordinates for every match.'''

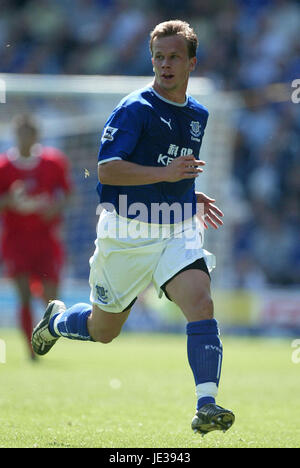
[0,114,72,358]
[32,20,234,435]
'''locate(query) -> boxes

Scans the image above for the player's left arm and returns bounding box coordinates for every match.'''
[195,192,224,230]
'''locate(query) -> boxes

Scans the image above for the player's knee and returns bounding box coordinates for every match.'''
[199,293,214,319]
[202,294,214,319]
[189,292,214,320]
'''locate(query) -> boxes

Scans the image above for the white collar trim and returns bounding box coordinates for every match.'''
[7,144,42,170]
[151,87,188,107]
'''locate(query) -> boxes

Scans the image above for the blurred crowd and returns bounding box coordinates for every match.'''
[1,0,299,287]
[230,89,300,288]
[1,0,299,84]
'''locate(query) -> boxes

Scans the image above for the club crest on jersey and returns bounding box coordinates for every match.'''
[102,126,118,143]
[95,284,109,304]
[190,121,202,139]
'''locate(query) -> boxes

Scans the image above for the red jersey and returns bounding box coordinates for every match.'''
[0,144,71,236]
[0,144,72,281]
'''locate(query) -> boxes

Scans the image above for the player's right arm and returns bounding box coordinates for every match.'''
[0,181,35,214]
[0,193,12,212]
[98,101,205,186]
[0,173,21,213]
[98,156,205,186]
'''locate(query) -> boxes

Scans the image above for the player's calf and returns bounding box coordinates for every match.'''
[88,327,120,344]
[87,303,131,343]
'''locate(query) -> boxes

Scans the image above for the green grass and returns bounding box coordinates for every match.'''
[0,330,299,448]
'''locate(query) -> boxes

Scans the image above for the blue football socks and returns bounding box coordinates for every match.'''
[49,303,94,341]
[186,319,223,410]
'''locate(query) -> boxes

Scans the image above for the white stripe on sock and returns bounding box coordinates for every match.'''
[53,313,64,337]
[217,354,222,381]
[196,382,218,400]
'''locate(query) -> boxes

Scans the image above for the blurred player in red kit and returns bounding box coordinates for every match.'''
[0,114,72,358]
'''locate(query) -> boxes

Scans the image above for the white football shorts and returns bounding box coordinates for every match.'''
[89,209,215,313]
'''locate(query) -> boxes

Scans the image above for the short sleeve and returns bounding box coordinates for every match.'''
[98,103,145,165]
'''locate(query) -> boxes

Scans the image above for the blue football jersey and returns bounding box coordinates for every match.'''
[97,86,209,223]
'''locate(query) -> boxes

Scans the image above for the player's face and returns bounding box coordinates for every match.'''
[151,35,197,102]
[16,125,37,151]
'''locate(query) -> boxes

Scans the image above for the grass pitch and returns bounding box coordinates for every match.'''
[0,330,299,448]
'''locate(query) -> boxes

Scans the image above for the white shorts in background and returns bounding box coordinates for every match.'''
[89,210,216,313]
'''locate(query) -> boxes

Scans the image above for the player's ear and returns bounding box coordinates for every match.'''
[189,56,197,72]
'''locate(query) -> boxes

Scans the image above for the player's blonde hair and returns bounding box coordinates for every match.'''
[149,20,198,58]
